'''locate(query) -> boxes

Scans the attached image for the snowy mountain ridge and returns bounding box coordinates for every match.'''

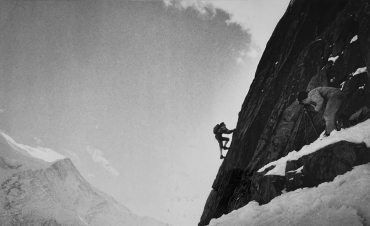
[0,131,172,226]
[0,132,65,163]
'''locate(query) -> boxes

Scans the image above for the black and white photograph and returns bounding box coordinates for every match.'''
[1,0,370,226]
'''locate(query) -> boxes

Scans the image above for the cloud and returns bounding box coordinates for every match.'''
[163,0,216,16]
[86,146,120,176]
[87,173,96,179]
[33,137,42,145]
[163,0,257,64]
[162,0,251,31]
[238,42,262,62]
[63,149,81,163]
[162,0,261,62]
[163,0,290,56]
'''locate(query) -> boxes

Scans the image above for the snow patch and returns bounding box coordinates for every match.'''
[295,166,303,173]
[340,81,346,90]
[350,35,358,43]
[352,67,367,76]
[258,119,370,176]
[328,55,339,64]
[287,166,303,174]
[0,132,65,162]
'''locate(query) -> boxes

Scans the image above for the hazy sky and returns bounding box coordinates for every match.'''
[0,1,289,225]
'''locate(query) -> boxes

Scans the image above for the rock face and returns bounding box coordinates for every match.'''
[0,133,170,226]
[285,141,370,191]
[199,0,370,225]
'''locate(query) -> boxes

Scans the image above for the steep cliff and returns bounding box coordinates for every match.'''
[0,132,170,226]
[199,0,370,225]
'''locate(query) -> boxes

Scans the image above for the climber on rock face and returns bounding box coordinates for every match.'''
[297,87,347,137]
[213,122,235,159]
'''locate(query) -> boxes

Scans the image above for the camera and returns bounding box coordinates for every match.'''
[299,101,307,106]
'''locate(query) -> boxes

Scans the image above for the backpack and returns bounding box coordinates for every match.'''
[213,124,221,134]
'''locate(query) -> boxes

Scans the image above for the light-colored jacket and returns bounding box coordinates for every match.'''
[302,87,344,112]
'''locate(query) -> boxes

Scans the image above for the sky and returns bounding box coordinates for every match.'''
[0,0,289,225]
[209,119,370,226]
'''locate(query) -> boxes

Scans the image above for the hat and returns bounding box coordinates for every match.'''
[297,91,308,102]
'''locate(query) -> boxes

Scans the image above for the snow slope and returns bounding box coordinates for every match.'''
[210,163,370,226]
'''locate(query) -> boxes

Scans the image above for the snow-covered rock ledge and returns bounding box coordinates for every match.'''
[242,119,370,209]
[209,163,370,226]
[258,119,370,176]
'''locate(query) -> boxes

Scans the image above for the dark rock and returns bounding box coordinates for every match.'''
[286,141,370,191]
[199,0,370,225]
[253,174,285,205]
[199,169,242,226]
[349,106,370,125]
[0,156,22,170]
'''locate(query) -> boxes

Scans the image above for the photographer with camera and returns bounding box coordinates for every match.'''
[297,87,347,137]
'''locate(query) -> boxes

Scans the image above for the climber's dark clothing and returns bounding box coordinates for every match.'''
[301,87,347,135]
[215,123,234,153]
[215,134,229,149]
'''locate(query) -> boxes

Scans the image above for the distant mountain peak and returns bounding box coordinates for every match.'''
[0,131,65,163]
[0,132,172,226]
